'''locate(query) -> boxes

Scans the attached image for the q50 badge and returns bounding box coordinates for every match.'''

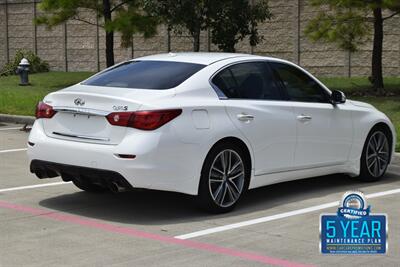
[113,105,128,111]
[320,191,387,254]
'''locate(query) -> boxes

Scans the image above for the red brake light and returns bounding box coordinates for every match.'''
[106,109,182,130]
[35,102,57,119]
[105,112,133,127]
[132,109,182,130]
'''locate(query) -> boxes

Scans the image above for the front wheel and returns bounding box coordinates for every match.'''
[359,129,391,182]
[197,143,250,213]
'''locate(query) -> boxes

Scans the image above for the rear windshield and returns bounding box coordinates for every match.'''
[82,60,205,89]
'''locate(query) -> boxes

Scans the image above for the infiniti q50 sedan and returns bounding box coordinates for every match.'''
[28,53,396,212]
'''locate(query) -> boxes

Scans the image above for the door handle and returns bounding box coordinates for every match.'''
[237,113,254,122]
[297,114,312,122]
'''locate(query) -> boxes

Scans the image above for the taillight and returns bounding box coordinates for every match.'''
[35,102,57,119]
[106,109,182,130]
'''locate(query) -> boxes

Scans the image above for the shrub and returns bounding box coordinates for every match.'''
[0,50,50,76]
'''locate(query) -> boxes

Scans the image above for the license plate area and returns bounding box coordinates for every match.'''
[43,112,127,145]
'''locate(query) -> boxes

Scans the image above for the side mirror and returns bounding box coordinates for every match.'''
[331,90,346,104]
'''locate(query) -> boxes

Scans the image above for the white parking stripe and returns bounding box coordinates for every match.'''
[364,188,400,198]
[0,148,28,154]
[0,127,23,131]
[175,188,400,240]
[0,182,71,193]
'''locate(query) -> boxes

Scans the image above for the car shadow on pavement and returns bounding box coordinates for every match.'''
[39,170,400,226]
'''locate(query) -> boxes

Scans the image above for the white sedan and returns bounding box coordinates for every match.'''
[28,53,396,213]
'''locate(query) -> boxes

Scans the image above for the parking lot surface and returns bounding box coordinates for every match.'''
[1,122,399,267]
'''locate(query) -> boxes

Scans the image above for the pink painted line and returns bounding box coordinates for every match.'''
[0,200,313,267]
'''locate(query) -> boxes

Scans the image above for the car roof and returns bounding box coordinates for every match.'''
[133,52,265,65]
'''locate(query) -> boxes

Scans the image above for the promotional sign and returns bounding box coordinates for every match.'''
[320,191,387,254]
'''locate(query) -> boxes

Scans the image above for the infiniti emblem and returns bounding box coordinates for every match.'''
[74,98,85,106]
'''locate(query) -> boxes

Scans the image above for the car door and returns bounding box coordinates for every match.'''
[269,61,353,168]
[211,61,297,176]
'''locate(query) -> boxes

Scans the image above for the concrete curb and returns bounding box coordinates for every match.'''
[0,114,35,125]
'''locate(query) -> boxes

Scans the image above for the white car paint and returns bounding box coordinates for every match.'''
[28,53,396,196]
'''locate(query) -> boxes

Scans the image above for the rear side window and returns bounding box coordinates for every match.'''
[83,61,205,89]
[212,62,282,100]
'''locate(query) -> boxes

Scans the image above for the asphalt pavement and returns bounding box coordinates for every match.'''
[1,122,399,267]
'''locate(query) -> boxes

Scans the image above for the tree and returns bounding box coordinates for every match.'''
[209,0,271,52]
[144,0,210,52]
[35,0,157,67]
[144,0,271,52]
[305,0,400,93]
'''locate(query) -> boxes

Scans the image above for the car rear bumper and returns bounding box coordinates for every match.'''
[27,120,204,195]
[30,159,133,190]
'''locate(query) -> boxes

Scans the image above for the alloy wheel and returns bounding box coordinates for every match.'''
[208,149,245,208]
[366,131,390,178]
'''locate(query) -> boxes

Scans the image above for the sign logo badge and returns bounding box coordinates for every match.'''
[320,191,387,254]
[74,98,85,106]
[112,105,128,111]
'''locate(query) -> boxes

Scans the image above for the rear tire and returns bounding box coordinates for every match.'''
[197,142,250,213]
[358,128,391,182]
[72,179,108,193]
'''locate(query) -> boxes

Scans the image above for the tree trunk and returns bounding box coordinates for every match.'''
[103,0,114,67]
[193,29,201,52]
[372,7,384,94]
[223,40,236,53]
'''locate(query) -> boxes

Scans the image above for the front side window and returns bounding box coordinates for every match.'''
[83,61,205,89]
[269,62,329,103]
[212,62,282,100]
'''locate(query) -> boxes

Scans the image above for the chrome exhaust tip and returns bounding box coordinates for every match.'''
[109,181,127,193]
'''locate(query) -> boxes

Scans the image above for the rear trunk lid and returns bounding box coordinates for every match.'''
[42,84,174,145]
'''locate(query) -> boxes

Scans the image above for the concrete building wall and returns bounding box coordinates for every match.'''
[0,0,399,77]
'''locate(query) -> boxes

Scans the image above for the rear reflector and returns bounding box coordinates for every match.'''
[106,109,182,130]
[35,102,57,119]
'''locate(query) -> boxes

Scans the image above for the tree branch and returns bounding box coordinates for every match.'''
[383,11,400,21]
[110,0,133,13]
[73,16,104,28]
[328,16,372,25]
